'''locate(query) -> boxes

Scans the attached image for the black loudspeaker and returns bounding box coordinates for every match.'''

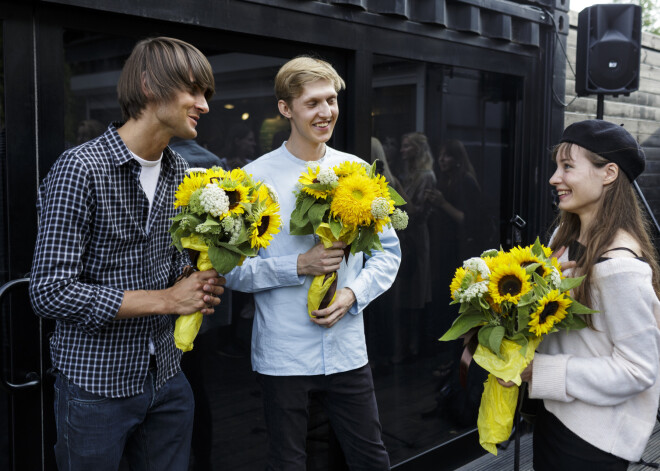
[576,4,641,96]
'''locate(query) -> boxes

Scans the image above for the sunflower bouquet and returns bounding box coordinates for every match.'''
[440,238,595,454]
[169,166,281,351]
[290,160,408,316]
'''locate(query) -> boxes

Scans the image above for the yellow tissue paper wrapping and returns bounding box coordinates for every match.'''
[173,235,213,353]
[306,223,356,317]
[472,336,541,455]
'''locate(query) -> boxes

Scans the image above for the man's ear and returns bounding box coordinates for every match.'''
[278,99,291,119]
[603,162,619,185]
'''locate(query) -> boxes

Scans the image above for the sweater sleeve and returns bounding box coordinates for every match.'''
[531,260,660,406]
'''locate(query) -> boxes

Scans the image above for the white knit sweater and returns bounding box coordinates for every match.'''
[529,254,660,462]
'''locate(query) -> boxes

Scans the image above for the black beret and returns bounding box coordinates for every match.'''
[560,119,645,181]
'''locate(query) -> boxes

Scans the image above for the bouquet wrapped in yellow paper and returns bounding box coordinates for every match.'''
[440,239,596,454]
[169,167,281,351]
[289,160,408,316]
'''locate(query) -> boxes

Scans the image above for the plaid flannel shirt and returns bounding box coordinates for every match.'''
[29,123,189,398]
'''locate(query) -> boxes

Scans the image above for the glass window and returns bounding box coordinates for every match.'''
[366,55,518,466]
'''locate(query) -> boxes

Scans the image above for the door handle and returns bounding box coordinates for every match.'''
[0,277,41,392]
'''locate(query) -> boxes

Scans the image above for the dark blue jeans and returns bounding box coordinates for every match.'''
[53,369,194,471]
[257,364,390,471]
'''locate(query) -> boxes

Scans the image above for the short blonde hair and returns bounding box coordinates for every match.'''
[117,37,215,121]
[274,56,345,104]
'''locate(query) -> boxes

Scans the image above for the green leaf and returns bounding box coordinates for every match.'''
[568,299,598,315]
[308,203,329,232]
[532,271,548,289]
[299,194,317,216]
[329,218,342,239]
[531,237,545,258]
[516,306,531,332]
[559,275,586,292]
[388,186,407,206]
[478,325,505,357]
[439,310,486,341]
[208,245,242,275]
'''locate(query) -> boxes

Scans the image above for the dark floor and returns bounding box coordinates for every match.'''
[456,420,660,471]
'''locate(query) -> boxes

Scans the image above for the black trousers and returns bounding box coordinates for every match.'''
[533,404,629,471]
[257,365,390,471]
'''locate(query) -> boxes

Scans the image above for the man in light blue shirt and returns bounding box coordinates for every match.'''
[224,56,400,469]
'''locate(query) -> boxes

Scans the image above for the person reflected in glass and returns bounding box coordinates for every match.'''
[392,132,436,363]
[221,122,257,169]
[367,137,408,372]
[423,139,484,425]
[504,120,660,470]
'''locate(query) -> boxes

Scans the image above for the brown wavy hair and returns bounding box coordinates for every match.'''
[549,143,660,325]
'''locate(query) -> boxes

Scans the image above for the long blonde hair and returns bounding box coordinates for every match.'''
[549,143,660,322]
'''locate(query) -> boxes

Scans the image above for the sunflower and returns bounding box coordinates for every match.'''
[227,168,250,183]
[330,172,382,228]
[249,203,282,249]
[488,260,532,305]
[174,172,206,208]
[219,181,250,216]
[334,160,367,178]
[252,183,276,206]
[509,246,553,279]
[529,289,572,336]
[298,165,332,199]
[450,266,469,300]
[203,167,226,186]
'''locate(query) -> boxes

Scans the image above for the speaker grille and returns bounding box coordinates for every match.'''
[576,4,641,96]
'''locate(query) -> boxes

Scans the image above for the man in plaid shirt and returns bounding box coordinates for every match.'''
[29,37,224,471]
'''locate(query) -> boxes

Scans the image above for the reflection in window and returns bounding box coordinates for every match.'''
[366,56,518,466]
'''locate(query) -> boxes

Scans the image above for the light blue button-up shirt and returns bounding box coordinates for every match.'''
[224,143,402,376]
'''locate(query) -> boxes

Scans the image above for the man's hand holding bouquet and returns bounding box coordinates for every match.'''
[169,166,281,351]
[440,239,595,454]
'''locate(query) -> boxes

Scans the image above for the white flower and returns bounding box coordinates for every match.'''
[317,167,338,185]
[390,208,408,230]
[549,267,562,289]
[464,257,490,279]
[199,184,230,217]
[221,216,235,232]
[370,197,390,220]
[186,167,207,174]
[228,218,243,245]
[455,281,489,302]
[264,183,279,204]
[307,161,320,172]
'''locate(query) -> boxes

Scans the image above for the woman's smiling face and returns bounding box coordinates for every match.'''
[549,144,609,219]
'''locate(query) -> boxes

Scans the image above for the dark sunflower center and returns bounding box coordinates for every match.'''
[539,301,559,323]
[257,216,270,237]
[498,275,522,297]
[226,189,240,209]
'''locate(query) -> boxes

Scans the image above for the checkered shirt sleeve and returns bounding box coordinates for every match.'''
[29,123,190,398]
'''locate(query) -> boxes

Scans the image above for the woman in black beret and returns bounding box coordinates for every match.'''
[508,120,660,470]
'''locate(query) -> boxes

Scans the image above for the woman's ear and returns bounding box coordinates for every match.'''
[603,162,619,185]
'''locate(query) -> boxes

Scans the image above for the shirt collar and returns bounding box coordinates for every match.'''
[106,122,177,169]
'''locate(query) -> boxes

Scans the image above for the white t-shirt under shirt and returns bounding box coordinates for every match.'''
[131,151,162,228]
[131,151,162,355]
